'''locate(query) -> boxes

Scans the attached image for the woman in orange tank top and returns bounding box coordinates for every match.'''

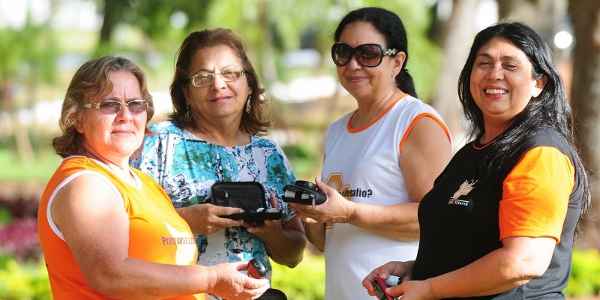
[37,56,269,300]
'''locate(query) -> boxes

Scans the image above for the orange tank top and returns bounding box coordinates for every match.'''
[37,156,203,299]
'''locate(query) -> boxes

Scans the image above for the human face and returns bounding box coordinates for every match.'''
[335,22,404,101]
[76,71,147,163]
[469,37,545,129]
[184,45,250,125]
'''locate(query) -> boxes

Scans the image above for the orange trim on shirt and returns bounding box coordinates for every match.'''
[499,146,574,243]
[398,113,451,151]
[346,97,403,133]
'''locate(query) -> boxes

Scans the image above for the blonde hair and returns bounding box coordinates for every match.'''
[53,56,154,157]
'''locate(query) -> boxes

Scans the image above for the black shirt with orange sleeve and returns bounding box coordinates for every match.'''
[412,127,585,299]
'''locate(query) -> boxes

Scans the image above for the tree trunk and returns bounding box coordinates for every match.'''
[1,80,33,163]
[256,0,277,86]
[96,0,128,55]
[569,0,600,249]
[497,0,566,49]
[432,0,478,143]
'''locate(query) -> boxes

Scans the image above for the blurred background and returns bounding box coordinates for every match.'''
[0,0,599,299]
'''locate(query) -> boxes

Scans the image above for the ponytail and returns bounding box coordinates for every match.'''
[395,69,417,98]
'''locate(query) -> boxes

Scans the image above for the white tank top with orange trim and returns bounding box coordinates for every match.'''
[321,95,448,300]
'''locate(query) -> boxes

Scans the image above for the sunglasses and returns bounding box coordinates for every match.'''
[190,68,246,88]
[82,99,148,115]
[331,43,398,67]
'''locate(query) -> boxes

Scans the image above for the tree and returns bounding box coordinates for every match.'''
[497,0,565,48]
[94,0,213,57]
[95,0,129,56]
[431,0,479,141]
[569,0,600,249]
[0,3,58,163]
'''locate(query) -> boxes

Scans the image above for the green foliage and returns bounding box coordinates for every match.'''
[0,28,21,82]
[271,253,325,300]
[359,0,441,100]
[283,143,321,179]
[0,208,11,226]
[566,249,600,297]
[0,19,58,87]
[0,255,51,300]
[0,148,60,182]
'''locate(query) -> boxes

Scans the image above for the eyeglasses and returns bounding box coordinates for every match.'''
[331,43,398,67]
[82,99,148,115]
[189,68,246,88]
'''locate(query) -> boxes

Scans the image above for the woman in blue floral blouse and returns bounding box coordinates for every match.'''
[133,28,306,299]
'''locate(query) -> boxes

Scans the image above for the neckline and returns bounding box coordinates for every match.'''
[346,95,407,133]
[472,136,498,150]
[84,156,142,189]
[181,126,255,149]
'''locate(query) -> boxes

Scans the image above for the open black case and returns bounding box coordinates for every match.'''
[211,181,282,223]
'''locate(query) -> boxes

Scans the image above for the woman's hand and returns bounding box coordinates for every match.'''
[243,220,283,240]
[387,280,436,300]
[207,261,270,300]
[363,261,414,296]
[177,203,243,235]
[289,178,356,224]
[241,192,307,267]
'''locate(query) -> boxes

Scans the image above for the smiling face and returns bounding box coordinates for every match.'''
[469,37,545,129]
[184,45,250,126]
[76,70,147,163]
[335,21,404,101]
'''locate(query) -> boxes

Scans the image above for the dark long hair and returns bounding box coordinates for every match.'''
[458,22,590,221]
[334,7,417,98]
[170,28,269,135]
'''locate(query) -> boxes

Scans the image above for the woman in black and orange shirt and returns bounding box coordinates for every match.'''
[363,22,590,300]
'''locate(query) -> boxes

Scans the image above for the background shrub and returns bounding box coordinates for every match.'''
[271,253,325,300]
[566,249,600,297]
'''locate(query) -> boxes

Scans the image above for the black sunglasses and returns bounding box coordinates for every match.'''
[331,43,398,67]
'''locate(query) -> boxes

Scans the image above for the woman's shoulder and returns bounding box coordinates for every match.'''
[327,112,353,132]
[396,95,440,115]
[522,127,572,153]
[147,120,184,137]
[252,135,283,150]
[60,156,104,172]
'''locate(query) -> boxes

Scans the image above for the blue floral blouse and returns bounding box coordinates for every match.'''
[132,121,296,277]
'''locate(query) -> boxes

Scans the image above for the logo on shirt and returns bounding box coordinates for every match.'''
[326,173,373,199]
[448,179,478,209]
[164,223,197,265]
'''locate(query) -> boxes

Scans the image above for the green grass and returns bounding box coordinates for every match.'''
[0,148,60,183]
[271,253,325,300]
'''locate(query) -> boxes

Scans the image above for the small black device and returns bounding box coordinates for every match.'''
[283,180,326,206]
[210,181,282,223]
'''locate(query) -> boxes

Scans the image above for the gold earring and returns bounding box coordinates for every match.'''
[185,105,192,121]
[245,96,251,114]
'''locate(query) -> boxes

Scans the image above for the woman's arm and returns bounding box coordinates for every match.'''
[303,221,326,252]
[292,118,451,240]
[246,216,307,267]
[390,146,574,299]
[350,116,451,239]
[52,174,268,299]
[176,204,244,235]
[399,116,452,204]
[388,237,556,300]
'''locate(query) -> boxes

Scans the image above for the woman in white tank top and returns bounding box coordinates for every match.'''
[289,7,453,300]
